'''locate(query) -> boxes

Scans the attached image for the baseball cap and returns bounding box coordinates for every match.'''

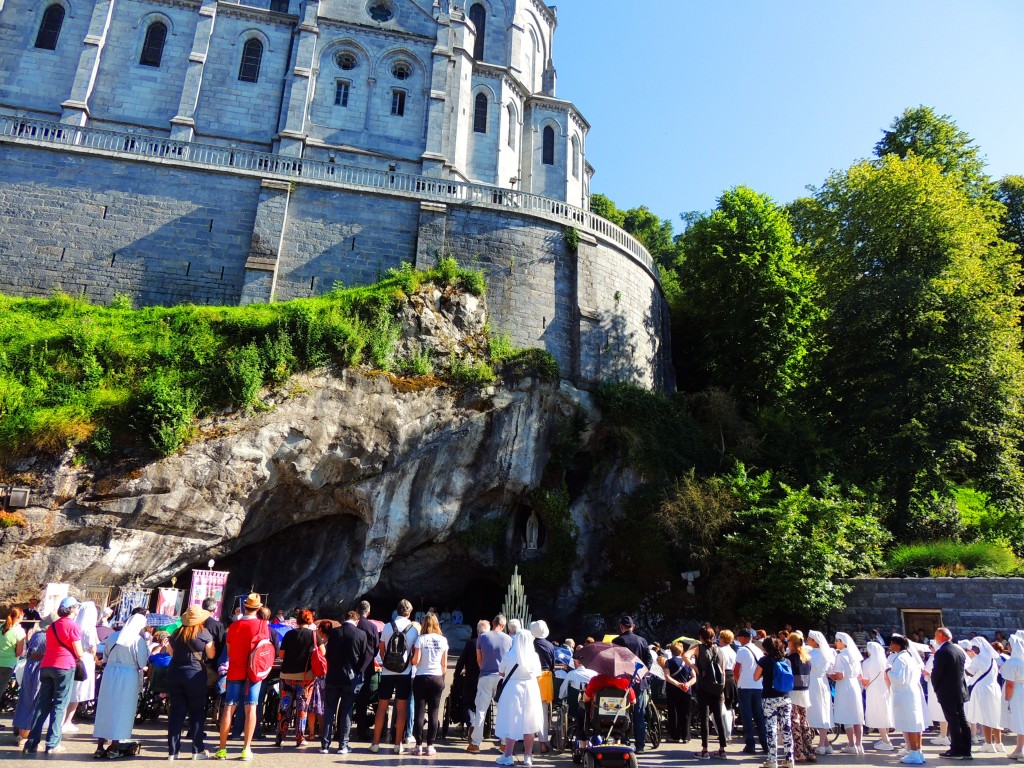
[59,596,80,611]
[738,627,756,639]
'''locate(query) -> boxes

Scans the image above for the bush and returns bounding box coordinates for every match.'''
[223,343,264,409]
[448,356,495,385]
[886,540,1020,577]
[134,373,197,456]
[401,347,434,376]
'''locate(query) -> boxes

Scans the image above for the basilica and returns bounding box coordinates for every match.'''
[0,0,592,206]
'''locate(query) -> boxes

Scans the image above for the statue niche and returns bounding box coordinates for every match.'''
[519,506,544,556]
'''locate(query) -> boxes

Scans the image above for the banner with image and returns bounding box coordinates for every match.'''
[188,570,229,620]
[114,588,152,624]
[155,588,184,618]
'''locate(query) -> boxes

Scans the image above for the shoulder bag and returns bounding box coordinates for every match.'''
[495,663,519,703]
[49,623,87,682]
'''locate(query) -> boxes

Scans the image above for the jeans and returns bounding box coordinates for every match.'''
[167,668,208,757]
[322,681,358,750]
[26,667,76,750]
[738,687,768,750]
[763,697,793,764]
[413,675,445,747]
[471,674,501,746]
[632,689,648,751]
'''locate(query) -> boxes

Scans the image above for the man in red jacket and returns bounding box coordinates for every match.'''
[214,594,270,762]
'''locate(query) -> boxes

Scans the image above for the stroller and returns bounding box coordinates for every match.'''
[571,683,639,768]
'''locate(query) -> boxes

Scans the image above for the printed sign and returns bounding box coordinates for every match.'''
[114,589,151,624]
[188,570,230,620]
[41,583,69,617]
[156,588,183,618]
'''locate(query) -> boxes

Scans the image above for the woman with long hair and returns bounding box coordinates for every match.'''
[754,635,794,768]
[0,607,26,698]
[684,625,727,759]
[63,601,99,734]
[495,627,543,766]
[887,634,927,765]
[92,613,150,758]
[165,606,216,759]
[861,640,895,751]
[806,631,835,755]
[787,632,816,763]
[410,612,449,755]
[829,632,864,754]
[276,609,322,748]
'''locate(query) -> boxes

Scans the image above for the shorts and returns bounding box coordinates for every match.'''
[377,674,412,702]
[225,678,262,707]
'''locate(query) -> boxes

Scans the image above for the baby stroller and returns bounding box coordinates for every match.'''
[571,684,638,768]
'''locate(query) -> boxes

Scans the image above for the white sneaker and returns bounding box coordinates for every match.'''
[929,737,951,747]
[842,745,860,755]
[876,741,896,752]
[524,757,533,767]
[63,724,80,734]
[336,745,350,755]
[405,735,417,746]
[192,752,211,760]
[368,744,380,753]
[393,744,403,755]
[815,746,833,756]
[426,746,436,756]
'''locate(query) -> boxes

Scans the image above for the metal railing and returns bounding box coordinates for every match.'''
[0,115,659,281]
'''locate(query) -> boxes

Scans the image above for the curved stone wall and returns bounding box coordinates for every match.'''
[0,118,673,390]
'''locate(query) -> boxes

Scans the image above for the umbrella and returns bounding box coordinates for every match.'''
[672,635,698,648]
[573,642,649,680]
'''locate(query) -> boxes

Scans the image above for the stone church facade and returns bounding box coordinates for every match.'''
[0,0,673,389]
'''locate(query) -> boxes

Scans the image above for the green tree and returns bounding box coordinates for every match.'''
[590,193,625,227]
[874,106,990,195]
[996,175,1024,255]
[591,194,680,269]
[720,468,890,623]
[802,154,1024,524]
[674,186,819,406]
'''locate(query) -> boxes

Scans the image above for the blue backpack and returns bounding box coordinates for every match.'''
[772,658,794,693]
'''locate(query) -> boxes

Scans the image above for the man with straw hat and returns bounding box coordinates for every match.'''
[214,594,270,761]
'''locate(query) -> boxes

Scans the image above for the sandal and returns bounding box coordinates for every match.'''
[696,750,711,759]
[715,749,728,758]
[93,747,109,760]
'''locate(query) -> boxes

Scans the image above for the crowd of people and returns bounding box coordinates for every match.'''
[3,592,1024,768]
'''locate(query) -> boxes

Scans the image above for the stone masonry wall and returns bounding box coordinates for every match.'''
[830,578,1024,640]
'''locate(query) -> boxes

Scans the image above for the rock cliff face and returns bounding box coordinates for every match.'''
[0,290,639,617]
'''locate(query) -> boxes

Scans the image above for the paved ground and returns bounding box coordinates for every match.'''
[1,715,1020,768]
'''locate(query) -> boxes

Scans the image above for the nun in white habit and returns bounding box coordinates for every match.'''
[64,600,99,732]
[495,628,544,765]
[861,641,895,750]
[924,639,950,747]
[1001,633,1024,759]
[92,613,150,756]
[829,632,865,754]
[807,631,835,755]
[967,636,1004,752]
[887,634,927,765]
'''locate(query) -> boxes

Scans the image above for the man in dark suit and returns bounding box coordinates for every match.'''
[354,601,381,737]
[931,627,972,759]
[612,616,655,752]
[321,611,370,755]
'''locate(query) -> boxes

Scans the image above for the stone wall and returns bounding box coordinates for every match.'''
[831,578,1024,640]
[0,142,672,390]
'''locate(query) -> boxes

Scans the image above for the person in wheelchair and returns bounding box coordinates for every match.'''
[580,674,636,744]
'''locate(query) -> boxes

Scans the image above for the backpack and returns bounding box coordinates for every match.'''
[772,658,795,693]
[382,620,414,673]
[311,640,328,678]
[697,644,724,691]
[247,621,276,682]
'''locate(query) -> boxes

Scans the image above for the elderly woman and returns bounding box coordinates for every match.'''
[807,631,835,755]
[495,627,543,767]
[829,632,864,754]
[967,636,1003,752]
[861,640,895,751]
[92,613,150,758]
[63,600,99,734]
[166,605,216,759]
[887,634,926,765]
[12,617,48,748]
[1002,633,1024,760]
[24,597,84,755]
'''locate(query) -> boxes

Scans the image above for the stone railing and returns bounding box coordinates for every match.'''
[0,115,659,284]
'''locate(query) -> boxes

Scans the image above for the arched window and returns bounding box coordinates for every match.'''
[506,104,517,149]
[469,3,486,61]
[473,92,488,134]
[542,126,555,165]
[139,21,167,67]
[34,4,65,50]
[238,38,263,82]
[571,136,581,179]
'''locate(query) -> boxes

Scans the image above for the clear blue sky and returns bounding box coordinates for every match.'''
[553,0,1024,227]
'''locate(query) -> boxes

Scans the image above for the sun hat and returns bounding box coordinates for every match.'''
[244,593,262,610]
[181,605,211,627]
[530,620,550,639]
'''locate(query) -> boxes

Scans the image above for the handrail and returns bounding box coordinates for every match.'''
[0,115,659,283]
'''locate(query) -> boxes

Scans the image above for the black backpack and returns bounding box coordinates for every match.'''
[382,621,414,673]
[697,643,724,691]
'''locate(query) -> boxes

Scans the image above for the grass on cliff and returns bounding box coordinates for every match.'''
[0,258,555,462]
[884,540,1021,577]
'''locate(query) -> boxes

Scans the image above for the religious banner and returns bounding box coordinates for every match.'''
[155,588,183,618]
[188,570,229,620]
[146,613,173,628]
[83,586,112,611]
[114,588,151,624]
[41,583,69,617]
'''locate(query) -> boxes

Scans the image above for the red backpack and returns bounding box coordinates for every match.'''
[247,621,276,682]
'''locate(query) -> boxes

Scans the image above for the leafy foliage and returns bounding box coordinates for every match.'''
[996,175,1024,256]
[886,540,1019,577]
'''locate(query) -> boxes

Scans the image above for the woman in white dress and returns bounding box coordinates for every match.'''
[967,636,1004,752]
[923,639,949,746]
[829,632,864,754]
[495,629,543,766]
[92,614,150,757]
[1001,633,1024,760]
[861,641,895,751]
[63,601,99,733]
[887,635,926,765]
[807,631,835,755]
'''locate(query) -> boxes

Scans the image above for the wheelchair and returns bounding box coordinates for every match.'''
[571,686,639,768]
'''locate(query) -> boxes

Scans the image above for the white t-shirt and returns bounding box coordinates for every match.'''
[414,633,449,677]
[380,617,419,677]
[736,643,763,689]
[719,643,737,672]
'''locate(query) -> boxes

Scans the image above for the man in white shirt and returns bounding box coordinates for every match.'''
[371,599,419,755]
[734,628,767,753]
